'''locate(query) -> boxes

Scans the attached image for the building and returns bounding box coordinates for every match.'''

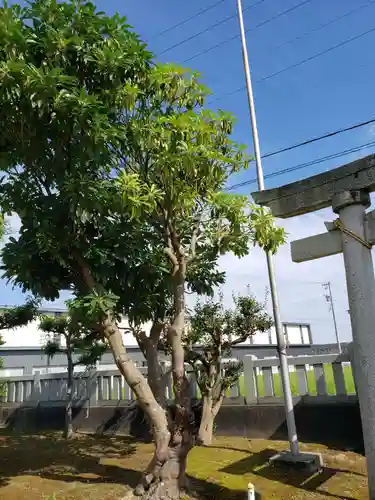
[0,306,320,376]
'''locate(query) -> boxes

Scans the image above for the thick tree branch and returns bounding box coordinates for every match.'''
[223,331,257,348]
[188,205,205,261]
[189,225,200,261]
[164,246,179,274]
[72,250,96,291]
[185,348,209,370]
[150,320,165,344]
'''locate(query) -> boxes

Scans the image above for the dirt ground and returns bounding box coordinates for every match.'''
[0,431,368,499]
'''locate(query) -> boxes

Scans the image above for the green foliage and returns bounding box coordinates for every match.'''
[0,0,154,302]
[186,293,272,397]
[0,0,285,385]
[187,293,272,349]
[0,297,39,397]
[0,297,40,330]
[68,292,120,324]
[40,309,106,368]
[115,62,285,266]
[250,206,286,254]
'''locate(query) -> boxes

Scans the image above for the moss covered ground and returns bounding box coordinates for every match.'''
[0,432,366,499]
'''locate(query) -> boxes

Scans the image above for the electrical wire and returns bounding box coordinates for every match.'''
[226,140,375,191]
[153,0,227,39]
[184,0,311,64]
[270,0,375,53]
[261,117,375,160]
[212,24,375,103]
[158,0,267,56]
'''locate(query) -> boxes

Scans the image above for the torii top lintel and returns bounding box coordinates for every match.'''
[251,154,375,219]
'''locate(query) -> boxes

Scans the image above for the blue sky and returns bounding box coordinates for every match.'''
[120,0,375,192]
[2,0,375,345]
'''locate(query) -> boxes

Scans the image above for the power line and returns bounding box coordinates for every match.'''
[270,0,375,53]
[152,0,227,39]
[262,117,375,159]
[184,0,311,64]
[212,24,375,103]
[226,140,375,191]
[158,0,267,56]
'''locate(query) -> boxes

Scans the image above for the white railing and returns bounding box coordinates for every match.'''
[243,352,356,404]
[0,351,356,406]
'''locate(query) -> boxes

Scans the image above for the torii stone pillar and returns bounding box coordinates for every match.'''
[252,155,375,498]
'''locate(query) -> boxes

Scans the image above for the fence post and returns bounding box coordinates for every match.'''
[32,371,41,403]
[87,369,98,410]
[243,355,258,404]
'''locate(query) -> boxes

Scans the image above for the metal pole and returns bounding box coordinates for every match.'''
[236,0,299,456]
[323,282,342,353]
[332,190,375,498]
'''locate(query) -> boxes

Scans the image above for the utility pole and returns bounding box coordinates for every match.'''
[236,0,299,457]
[322,281,341,353]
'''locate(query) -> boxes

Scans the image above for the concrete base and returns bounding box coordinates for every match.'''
[269,450,323,474]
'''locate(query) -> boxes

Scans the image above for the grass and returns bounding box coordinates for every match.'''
[0,432,368,499]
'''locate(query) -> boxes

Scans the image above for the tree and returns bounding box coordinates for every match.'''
[0,299,39,331]
[39,311,106,439]
[185,294,272,446]
[0,1,285,497]
[0,298,40,396]
[0,216,38,393]
[123,233,227,409]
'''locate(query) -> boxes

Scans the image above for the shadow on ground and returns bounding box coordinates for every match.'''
[187,475,262,500]
[0,431,366,499]
[0,431,256,499]
[0,431,138,488]
[220,448,363,500]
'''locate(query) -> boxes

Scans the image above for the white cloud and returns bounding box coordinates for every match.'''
[3,213,21,243]
[1,209,370,346]
[218,207,353,344]
[368,123,375,138]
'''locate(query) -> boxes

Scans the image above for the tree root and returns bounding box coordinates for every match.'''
[133,445,186,500]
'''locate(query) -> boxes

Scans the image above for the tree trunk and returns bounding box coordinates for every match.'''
[134,265,196,499]
[76,254,193,498]
[102,318,191,499]
[198,395,214,446]
[134,441,191,499]
[146,347,166,407]
[162,268,195,497]
[144,326,167,408]
[198,393,223,446]
[135,323,168,408]
[65,351,74,440]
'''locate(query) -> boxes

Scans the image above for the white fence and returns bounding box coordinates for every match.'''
[244,352,356,404]
[0,352,356,406]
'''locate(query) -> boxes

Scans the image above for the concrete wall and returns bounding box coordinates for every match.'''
[0,401,364,453]
[0,342,349,376]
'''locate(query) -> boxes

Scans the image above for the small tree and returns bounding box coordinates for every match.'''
[186,294,272,446]
[0,298,40,396]
[39,312,106,439]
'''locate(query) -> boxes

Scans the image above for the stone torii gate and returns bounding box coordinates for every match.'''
[252,154,375,499]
